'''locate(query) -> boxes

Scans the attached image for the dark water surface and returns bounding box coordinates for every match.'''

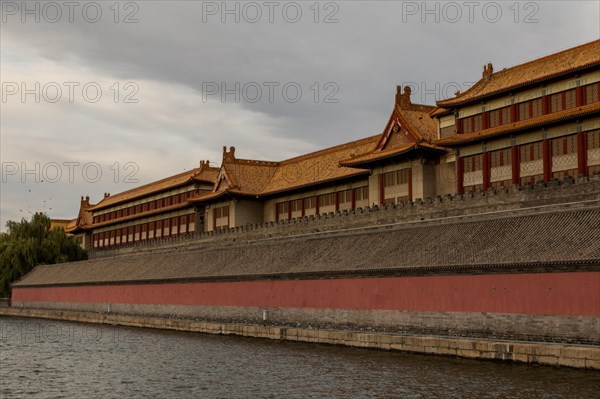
[1,317,598,398]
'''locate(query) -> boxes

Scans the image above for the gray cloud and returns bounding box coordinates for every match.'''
[1,0,599,228]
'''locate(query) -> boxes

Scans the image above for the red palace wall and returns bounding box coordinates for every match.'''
[12,272,600,317]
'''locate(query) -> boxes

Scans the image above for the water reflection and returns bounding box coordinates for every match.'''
[1,317,598,398]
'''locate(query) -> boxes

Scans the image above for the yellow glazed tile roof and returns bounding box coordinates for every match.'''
[262,135,379,194]
[340,142,447,166]
[88,162,219,211]
[340,89,443,168]
[189,135,379,202]
[438,40,600,107]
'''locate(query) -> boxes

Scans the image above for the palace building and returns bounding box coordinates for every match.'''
[65,39,600,250]
[188,86,450,231]
[66,161,219,249]
[433,39,600,193]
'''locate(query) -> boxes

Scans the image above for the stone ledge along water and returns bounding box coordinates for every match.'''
[1,307,598,370]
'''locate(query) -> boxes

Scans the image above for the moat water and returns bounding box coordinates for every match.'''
[1,317,598,398]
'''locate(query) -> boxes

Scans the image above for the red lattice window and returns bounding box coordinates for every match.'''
[383,169,410,187]
[463,154,483,173]
[551,89,577,112]
[552,135,577,156]
[171,217,178,235]
[163,219,170,236]
[276,202,289,220]
[531,98,542,118]
[518,102,530,121]
[519,142,543,161]
[354,187,368,202]
[462,114,483,134]
[383,171,396,187]
[318,193,336,207]
[179,216,187,234]
[290,199,302,212]
[148,222,155,239]
[585,82,599,104]
[502,107,511,124]
[473,114,482,132]
[550,93,563,113]
[461,118,471,134]
[490,107,510,128]
[489,109,500,128]
[565,89,576,109]
[440,125,455,138]
[397,169,410,184]
[304,197,317,210]
[490,148,512,168]
[587,129,600,149]
[187,214,195,232]
[337,190,352,205]
[215,206,229,219]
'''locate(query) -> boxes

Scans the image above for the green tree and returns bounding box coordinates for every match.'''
[0,213,87,297]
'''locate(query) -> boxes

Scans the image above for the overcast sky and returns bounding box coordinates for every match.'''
[1,0,599,229]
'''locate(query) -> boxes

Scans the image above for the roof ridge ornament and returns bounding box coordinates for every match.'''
[80,196,91,208]
[223,146,236,162]
[483,63,494,82]
[395,85,412,108]
[199,160,213,171]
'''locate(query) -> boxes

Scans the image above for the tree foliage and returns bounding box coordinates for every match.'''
[0,213,87,297]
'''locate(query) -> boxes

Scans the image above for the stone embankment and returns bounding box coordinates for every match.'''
[1,307,598,370]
